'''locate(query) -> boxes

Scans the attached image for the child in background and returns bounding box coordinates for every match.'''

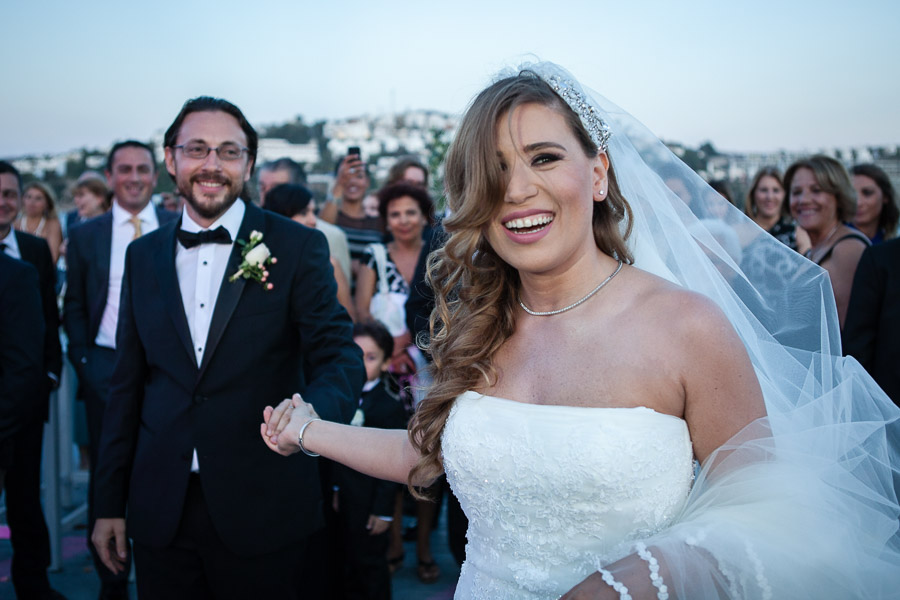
[331,320,408,599]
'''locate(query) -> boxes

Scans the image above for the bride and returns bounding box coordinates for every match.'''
[263,63,900,598]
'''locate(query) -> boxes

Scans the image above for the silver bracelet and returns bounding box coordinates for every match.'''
[597,567,632,600]
[298,418,322,457]
[635,542,669,600]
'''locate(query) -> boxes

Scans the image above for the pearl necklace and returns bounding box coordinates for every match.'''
[519,260,623,317]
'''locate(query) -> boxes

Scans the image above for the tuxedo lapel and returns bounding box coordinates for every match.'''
[153,219,197,368]
[96,213,113,295]
[84,214,114,333]
[14,231,36,264]
[197,202,264,380]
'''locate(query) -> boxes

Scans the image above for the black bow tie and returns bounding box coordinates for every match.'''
[177,226,233,249]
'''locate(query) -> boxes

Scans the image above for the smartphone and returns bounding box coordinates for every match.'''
[347,146,360,157]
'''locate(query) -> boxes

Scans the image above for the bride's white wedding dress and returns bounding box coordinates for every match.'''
[429,62,900,598]
[443,391,695,599]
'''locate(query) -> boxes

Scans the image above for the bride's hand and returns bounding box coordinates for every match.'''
[260,393,319,456]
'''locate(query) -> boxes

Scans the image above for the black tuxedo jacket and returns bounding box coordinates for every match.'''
[334,380,407,523]
[92,201,364,556]
[0,254,45,445]
[843,238,900,405]
[65,208,80,231]
[63,206,178,366]
[14,231,61,420]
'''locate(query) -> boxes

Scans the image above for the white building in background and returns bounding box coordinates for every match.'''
[257,138,320,166]
[323,109,458,161]
[12,152,74,178]
[85,155,105,170]
[324,117,371,141]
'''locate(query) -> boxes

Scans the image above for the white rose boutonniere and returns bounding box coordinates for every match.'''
[244,243,270,266]
[229,230,277,290]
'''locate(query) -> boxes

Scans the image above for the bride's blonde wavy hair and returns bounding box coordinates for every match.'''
[407,71,633,491]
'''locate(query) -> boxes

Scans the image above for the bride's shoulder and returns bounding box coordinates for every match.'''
[622,265,716,311]
[621,265,733,340]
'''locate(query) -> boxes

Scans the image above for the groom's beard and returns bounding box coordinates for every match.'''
[179,172,243,221]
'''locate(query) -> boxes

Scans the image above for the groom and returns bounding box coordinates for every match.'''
[91,97,364,599]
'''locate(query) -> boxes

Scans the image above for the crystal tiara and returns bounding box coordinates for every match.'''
[542,74,612,152]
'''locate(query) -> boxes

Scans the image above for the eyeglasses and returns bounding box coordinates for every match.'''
[174,142,249,161]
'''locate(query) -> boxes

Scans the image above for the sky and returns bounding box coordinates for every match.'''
[2,0,898,158]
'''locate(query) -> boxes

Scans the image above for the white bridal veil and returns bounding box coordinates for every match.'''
[514,62,900,598]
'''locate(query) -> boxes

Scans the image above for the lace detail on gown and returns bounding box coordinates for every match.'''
[442,391,694,599]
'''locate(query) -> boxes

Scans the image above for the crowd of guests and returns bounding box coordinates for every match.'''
[0,136,898,599]
[738,158,897,337]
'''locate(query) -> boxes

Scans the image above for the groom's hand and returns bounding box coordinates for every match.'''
[260,403,299,456]
[264,396,296,440]
[261,394,319,455]
[92,517,128,574]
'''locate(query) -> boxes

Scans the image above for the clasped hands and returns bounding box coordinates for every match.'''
[260,393,319,456]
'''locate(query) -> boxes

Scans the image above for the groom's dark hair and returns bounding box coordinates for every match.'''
[0,161,21,191]
[164,96,259,174]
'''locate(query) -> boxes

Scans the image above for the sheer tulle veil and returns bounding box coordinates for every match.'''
[501,62,900,597]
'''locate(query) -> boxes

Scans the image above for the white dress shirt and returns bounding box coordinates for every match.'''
[95,202,160,349]
[0,228,21,259]
[176,200,245,471]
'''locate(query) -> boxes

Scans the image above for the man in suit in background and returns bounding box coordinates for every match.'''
[257,157,352,283]
[844,237,900,406]
[0,255,44,466]
[257,157,307,204]
[0,254,44,461]
[0,162,65,599]
[63,141,176,599]
[91,97,364,599]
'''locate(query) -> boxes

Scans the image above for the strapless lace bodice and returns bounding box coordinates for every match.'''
[442,391,694,599]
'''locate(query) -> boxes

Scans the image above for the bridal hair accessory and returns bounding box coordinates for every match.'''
[543,74,612,151]
[519,259,622,316]
[229,230,276,290]
[298,418,321,457]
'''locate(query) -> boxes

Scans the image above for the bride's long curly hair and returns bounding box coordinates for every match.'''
[407,71,634,491]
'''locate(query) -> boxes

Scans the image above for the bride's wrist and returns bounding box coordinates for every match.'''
[298,418,322,457]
